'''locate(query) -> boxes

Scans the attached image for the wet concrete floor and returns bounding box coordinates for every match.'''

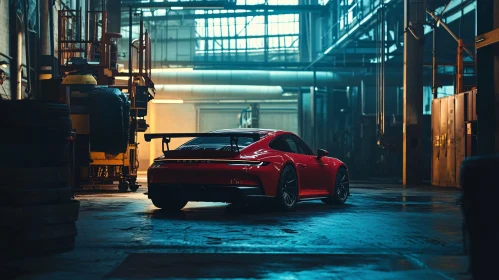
[11,182,470,279]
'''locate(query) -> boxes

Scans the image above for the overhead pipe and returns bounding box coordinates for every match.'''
[150,70,342,87]
[154,85,285,100]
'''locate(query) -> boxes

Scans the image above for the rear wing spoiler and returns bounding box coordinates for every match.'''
[144,132,261,153]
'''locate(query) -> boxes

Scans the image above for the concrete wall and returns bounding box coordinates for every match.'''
[137,103,197,171]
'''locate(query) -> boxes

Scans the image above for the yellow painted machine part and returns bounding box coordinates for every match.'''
[62,74,98,85]
[70,114,90,134]
[90,152,127,166]
[39,74,52,80]
[90,145,136,167]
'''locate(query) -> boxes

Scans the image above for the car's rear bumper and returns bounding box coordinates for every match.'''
[148,184,274,203]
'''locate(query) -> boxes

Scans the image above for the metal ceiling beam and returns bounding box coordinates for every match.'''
[121,2,327,12]
[160,61,331,68]
[152,33,298,42]
[305,0,403,70]
[124,11,298,22]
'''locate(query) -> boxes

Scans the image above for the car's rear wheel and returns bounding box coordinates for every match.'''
[151,197,188,211]
[276,165,299,211]
[322,167,349,205]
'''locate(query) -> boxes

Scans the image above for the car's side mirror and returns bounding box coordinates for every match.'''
[317,149,328,160]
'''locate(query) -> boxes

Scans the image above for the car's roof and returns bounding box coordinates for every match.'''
[210,128,283,135]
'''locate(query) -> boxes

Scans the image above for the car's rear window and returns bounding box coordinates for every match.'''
[176,136,257,151]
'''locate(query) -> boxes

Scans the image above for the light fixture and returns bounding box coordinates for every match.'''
[170,7,183,10]
[0,61,8,68]
[119,68,193,73]
[0,69,7,86]
[152,99,184,104]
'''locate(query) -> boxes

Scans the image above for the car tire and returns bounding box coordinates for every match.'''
[151,197,188,211]
[276,165,299,211]
[322,166,349,205]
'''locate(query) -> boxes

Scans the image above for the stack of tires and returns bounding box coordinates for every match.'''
[0,100,80,261]
[461,155,499,279]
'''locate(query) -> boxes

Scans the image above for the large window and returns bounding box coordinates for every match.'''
[195,0,299,57]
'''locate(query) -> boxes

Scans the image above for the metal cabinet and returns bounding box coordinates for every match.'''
[431,89,477,187]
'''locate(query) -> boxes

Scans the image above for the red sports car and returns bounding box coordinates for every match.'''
[144,129,350,211]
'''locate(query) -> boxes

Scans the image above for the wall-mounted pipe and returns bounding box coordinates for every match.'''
[154,85,285,100]
[23,0,31,97]
[16,31,22,99]
[150,70,341,87]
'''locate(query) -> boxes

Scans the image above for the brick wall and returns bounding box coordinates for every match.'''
[0,0,10,98]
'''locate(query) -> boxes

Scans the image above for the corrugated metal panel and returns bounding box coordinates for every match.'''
[439,98,448,186]
[431,91,476,187]
[198,109,241,133]
[259,111,299,135]
[198,108,298,134]
[431,98,441,186]
[446,96,456,187]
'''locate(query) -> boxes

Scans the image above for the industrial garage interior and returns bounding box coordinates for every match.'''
[1,0,498,279]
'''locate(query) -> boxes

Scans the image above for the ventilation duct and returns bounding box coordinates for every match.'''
[150,70,341,87]
[154,85,286,100]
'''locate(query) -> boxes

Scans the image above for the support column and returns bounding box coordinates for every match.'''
[298,0,310,62]
[39,0,54,83]
[9,1,18,99]
[476,0,499,155]
[402,0,425,185]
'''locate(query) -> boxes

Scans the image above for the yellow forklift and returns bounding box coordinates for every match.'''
[55,9,154,191]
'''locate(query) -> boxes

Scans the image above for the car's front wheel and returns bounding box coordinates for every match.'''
[276,165,299,211]
[151,197,188,211]
[322,166,349,205]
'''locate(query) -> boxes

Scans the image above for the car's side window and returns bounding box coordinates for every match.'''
[284,137,300,154]
[290,135,315,155]
[269,136,293,153]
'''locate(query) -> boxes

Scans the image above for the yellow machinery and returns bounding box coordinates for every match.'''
[56,9,155,191]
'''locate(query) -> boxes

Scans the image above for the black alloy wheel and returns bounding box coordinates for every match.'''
[322,167,349,205]
[276,165,299,210]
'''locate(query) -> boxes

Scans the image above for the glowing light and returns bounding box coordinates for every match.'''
[152,99,184,104]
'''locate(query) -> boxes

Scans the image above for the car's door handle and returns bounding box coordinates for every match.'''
[297,163,308,168]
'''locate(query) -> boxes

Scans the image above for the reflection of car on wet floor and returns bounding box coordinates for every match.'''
[145,128,350,211]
